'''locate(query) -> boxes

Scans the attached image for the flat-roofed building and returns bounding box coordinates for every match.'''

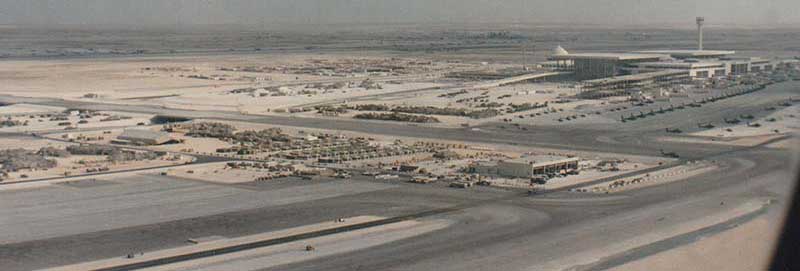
[116,129,172,145]
[468,155,579,178]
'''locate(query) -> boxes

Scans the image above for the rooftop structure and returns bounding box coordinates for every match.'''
[551,45,569,57]
[633,50,735,59]
[550,53,664,61]
[635,61,725,69]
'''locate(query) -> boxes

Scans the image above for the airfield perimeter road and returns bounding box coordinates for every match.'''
[2,81,799,158]
[0,81,797,270]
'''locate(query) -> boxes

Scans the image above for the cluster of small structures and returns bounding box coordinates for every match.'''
[218,58,446,77]
[342,104,501,119]
[353,112,440,123]
[161,122,447,164]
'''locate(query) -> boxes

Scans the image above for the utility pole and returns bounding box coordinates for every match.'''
[522,43,527,71]
[522,42,535,71]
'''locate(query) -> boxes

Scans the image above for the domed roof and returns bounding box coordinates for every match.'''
[552,45,569,56]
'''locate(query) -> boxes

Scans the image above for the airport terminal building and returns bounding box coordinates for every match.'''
[541,18,781,97]
[468,155,579,178]
[547,48,777,96]
[549,53,664,80]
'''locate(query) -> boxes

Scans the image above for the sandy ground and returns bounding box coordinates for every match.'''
[0,162,205,192]
[165,162,305,184]
[0,104,65,115]
[0,54,469,117]
[0,135,193,183]
[1,154,192,183]
[0,52,602,128]
[0,137,71,150]
[609,215,778,271]
[545,199,769,271]
[0,55,330,100]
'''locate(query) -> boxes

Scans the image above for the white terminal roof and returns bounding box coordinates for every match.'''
[633,50,735,58]
[729,57,770,63]
[550,53,664,61]
[552,45,569,56]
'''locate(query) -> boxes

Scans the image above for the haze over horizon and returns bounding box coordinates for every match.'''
[0,0,798,30]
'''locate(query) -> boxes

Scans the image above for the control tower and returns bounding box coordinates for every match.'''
[696,17,705,50]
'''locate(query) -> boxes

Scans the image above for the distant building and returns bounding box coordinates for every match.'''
[541,18,784,97]
[115,129,172,145]
[468,155,579,178]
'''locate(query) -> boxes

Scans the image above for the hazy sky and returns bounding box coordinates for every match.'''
[0,0,797,28]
